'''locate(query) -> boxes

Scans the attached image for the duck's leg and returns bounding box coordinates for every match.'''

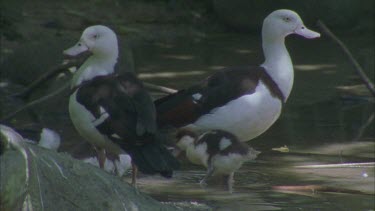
[131,162,138,187]
[226,172,234,194]
[95,147,106,169]
[200,160,214,186]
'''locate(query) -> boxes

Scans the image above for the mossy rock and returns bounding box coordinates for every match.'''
[0,141,179,211]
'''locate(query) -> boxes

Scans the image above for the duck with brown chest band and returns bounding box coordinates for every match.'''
[65,25,179,186]
[156,9,320,143]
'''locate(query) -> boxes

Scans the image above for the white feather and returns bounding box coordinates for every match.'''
[111,134,121,139]
[103,159,116,173]
[82,156,116,174]
[82,157,100,167]
[38,128,61,150]
[219,137,232,150]
[192,93,202,101]
[114,154,132,177]
[92,106,109,126]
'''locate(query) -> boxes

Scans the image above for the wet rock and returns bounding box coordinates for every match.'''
[0,126,179,211]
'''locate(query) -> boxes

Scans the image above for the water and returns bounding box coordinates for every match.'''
[3,32,373,210]
[130,33,374,210]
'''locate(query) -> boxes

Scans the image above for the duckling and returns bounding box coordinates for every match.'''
[175,129,260,193]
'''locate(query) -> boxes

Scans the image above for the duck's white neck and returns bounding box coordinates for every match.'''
[261,37,294,101]
[71,53,118,88]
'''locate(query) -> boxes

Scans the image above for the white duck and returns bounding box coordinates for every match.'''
[155,9,320,142]
[64,25,179,185]
[65,25,121,160]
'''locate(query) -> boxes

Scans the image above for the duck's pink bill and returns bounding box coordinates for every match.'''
[294,26,321,39]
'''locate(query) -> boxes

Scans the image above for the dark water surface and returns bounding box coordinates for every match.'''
[131,33,374,210]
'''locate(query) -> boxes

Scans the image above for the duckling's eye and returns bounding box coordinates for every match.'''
[92,34,99,39]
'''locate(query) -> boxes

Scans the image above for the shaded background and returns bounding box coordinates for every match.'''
[1,0,373,149]
[1,0,374,83]
[1,0,374,210]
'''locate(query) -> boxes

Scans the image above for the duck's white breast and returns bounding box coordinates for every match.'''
[192,81,282,142]
[69,91,120,152]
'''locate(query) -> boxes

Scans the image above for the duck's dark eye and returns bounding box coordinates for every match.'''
[93,34,99,39]
[283,17,291,22]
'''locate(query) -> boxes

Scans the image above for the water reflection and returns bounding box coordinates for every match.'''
[138,70,206,79]
[161,54,195,60]
[294,64,337,72]
[135,143,373,210]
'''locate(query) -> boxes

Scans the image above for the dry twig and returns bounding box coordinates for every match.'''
[144,82,177,94]
[317,20,375,97]
[12,53,90,99]
[1,82,70,122]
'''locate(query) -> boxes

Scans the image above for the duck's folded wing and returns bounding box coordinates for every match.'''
[75,73,179,175]
[131,89,157,136]
[76,73,156,146]
[155,66,263,127]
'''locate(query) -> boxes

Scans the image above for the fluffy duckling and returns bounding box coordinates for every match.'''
[176,129,260,193]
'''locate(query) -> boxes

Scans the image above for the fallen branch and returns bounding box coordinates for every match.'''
[353,112,374,142]
[12,48,177,99]
[12,53,90,99]
[3,53,178,122]
[1,82,70,122]
[144,82,177,94]
[2,81,177,123]
[317,20,375,97]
